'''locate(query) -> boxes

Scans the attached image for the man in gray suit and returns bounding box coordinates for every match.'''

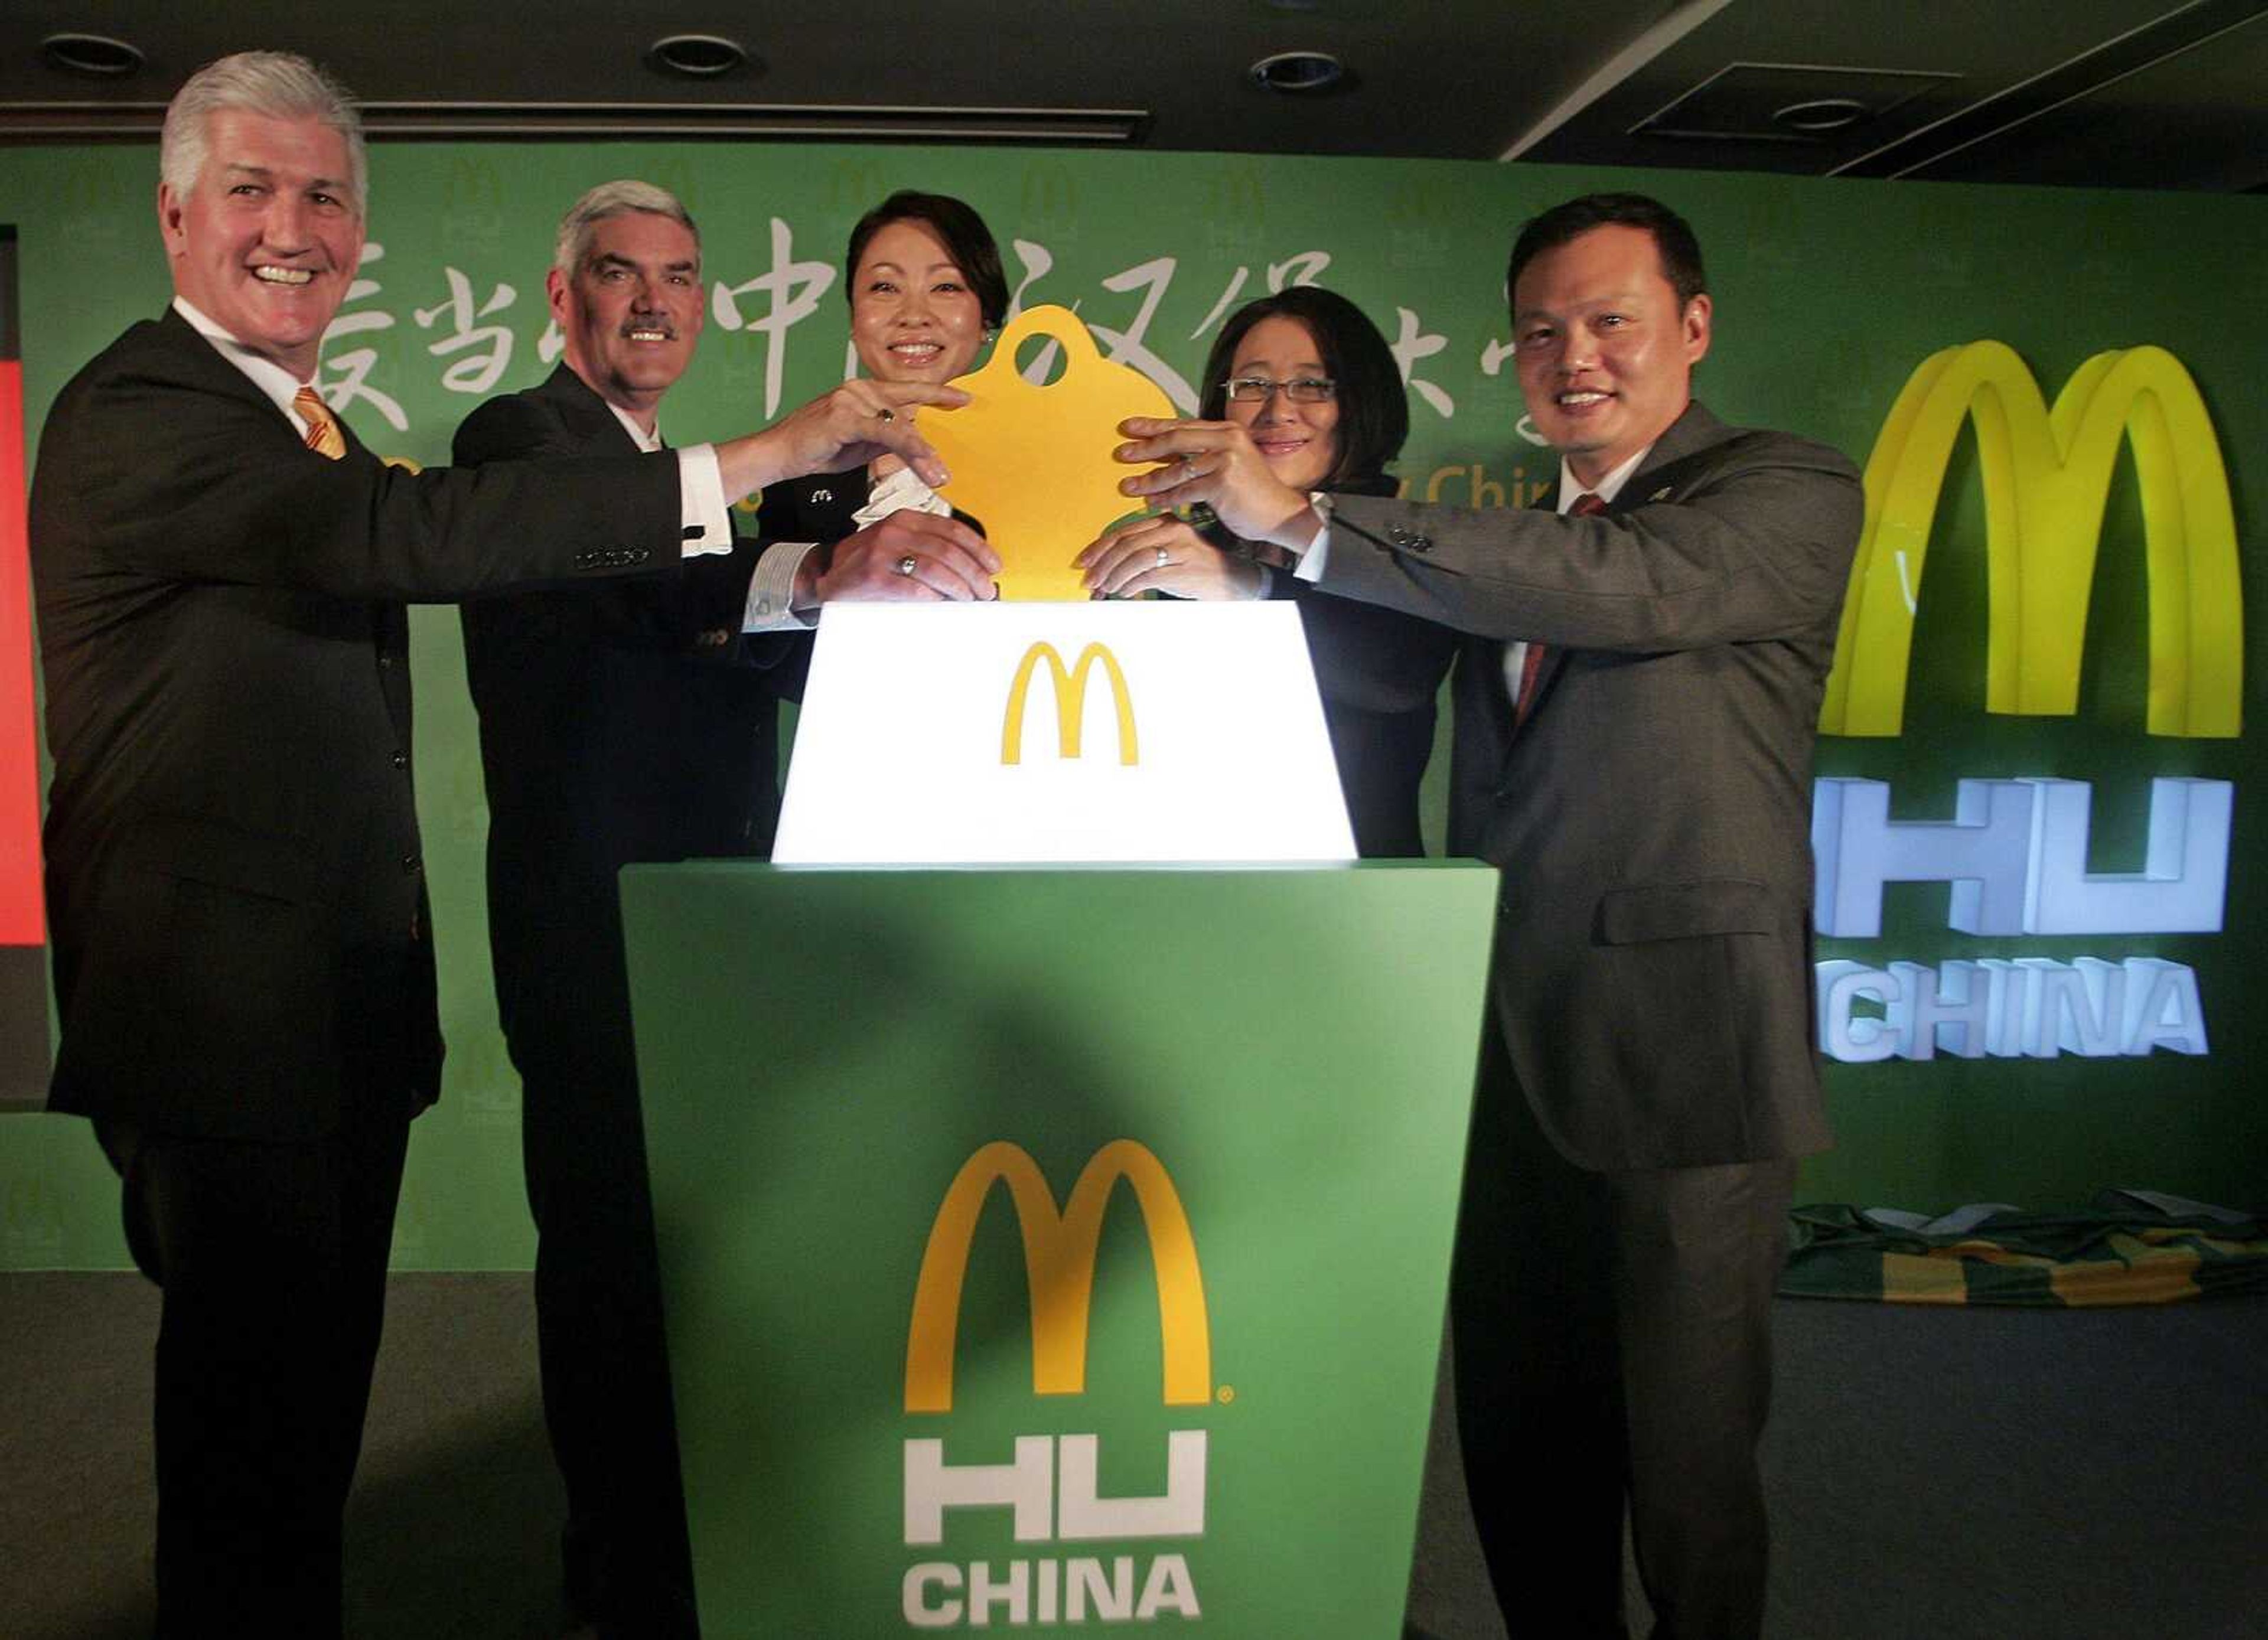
[1117,194,1862,1637]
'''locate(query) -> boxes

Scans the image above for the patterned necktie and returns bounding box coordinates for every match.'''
[292,385,346,460]
[1514,490,1609,728]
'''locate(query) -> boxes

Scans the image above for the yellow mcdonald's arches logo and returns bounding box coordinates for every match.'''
[1001,641,1139,766]
[904,1140,1211,1415]
[1821,341,2242,739]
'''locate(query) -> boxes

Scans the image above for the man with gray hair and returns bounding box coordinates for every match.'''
[455,178,773,1637]
[31,52,980,1634]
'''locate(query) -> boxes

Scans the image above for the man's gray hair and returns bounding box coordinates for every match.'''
[555,180,700,275]
[161,51,366,210]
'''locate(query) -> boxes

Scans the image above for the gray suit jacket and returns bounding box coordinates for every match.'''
[1321,402,1862,1169]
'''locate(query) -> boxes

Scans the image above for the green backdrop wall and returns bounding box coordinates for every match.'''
[1,141,2262,1269]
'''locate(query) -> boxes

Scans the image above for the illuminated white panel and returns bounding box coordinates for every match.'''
[774,602,1357,865]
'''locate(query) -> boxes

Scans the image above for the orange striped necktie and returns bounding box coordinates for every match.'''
[291,386,346,460]
[1513,490,1609,728]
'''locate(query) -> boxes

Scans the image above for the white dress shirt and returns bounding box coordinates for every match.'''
[171,296,734,559]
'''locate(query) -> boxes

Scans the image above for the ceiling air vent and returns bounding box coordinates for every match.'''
[1634,61,1959,144]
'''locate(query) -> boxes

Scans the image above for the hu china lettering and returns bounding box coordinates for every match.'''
[900,1141,1211,1629]
[1813,343,2243,1064]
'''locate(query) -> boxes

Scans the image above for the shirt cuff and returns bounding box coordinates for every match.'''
[676,445,733,557]
[1292,493,1334,583]
[744,542,820,631]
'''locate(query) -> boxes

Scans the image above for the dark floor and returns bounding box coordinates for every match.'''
[3,1274,2264,1638]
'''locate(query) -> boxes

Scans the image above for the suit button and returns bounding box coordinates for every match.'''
[378,653,396,669]
[401,853,421,874]
[392,751,408,769]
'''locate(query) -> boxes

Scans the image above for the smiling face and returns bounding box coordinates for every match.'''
[158,109,364,379]
[849,217,987,384]
[549,210,704,426]
[1221,314,1341,491]
[1511,222,1711,488]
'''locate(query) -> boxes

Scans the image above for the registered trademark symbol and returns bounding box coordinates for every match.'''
[1216,1385,1236,1404]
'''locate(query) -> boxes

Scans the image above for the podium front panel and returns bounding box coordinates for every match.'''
[623,862,1495,1637]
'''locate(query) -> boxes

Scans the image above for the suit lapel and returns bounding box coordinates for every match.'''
[539,363,646,455]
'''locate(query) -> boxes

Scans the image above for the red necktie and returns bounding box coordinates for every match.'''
[1514,490,1608,728]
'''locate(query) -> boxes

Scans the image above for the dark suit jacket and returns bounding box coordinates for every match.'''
[751,465,986,571]
[750,465,871,556]
[31,310,683,1140]
[457,366,796,1070]
[1246,478,1457,859]
[1321,403,1863,1169]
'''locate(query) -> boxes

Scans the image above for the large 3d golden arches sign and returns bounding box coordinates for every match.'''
[1820,341,2243,739]
[904,1140,1211,1415]
[1000,640,1139,767]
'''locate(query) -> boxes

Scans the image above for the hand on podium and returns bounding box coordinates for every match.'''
[1077,513,1264,601]
[811,510,1000,604]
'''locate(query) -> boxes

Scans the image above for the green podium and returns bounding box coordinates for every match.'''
[622,862,1496,1637]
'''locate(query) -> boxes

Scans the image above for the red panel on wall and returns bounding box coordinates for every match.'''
[0,356,43,945]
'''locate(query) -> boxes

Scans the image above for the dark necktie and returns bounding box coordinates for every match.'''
[1514,490,1609,728]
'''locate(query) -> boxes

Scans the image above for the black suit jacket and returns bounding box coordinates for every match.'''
[1321,403,1863,1169]
[31,310,683,1139]
[1248,478,1457,859]
[457,366,796,1065]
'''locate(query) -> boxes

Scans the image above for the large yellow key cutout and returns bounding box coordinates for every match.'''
[922,305,1176,602]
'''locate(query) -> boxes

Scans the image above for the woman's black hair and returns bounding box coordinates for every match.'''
[843,190,1009,330]
[1197,286,1407,490]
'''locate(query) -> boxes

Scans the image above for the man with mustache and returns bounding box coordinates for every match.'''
[454,180,765,1638]
[29,55,966,1634]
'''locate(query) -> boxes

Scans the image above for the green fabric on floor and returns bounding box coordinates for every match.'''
[1782,1191,2267,1305]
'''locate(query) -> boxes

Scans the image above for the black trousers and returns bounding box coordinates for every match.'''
[506,912,698,1639]
[1449,1032,1797,1640]
[95,1091,409,1638]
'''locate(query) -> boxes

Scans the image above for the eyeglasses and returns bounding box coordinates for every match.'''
[1220,376,1335,404]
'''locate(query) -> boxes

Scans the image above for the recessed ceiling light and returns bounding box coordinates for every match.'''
[42,32,144,78]
[1772,97,1869,135]
[647,34,754,80]
[1250,50,1345,94]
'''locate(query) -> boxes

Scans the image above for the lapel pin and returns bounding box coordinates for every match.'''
[1648,485,1673,502]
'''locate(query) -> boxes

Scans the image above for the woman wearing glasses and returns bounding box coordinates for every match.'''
[1080,286,1453,856]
